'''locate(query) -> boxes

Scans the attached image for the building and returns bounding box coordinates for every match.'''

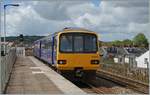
[101,46,126,59]
[135,50,149,68]
[113,47,148,68]
[1,42,14,56]
[114,55,125,64]
[100,46,149,68]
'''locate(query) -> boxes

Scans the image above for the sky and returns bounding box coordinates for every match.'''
[0,0,149,41]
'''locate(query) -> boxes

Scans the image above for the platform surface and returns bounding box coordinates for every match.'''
[6,56,86,94]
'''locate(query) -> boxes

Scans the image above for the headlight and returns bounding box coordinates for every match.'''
[58,60,66,64]
[91,60,99,64]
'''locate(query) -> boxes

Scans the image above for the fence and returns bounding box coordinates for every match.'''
[101,63,149,83]
[0,47,16,93]
[16,47,25,56]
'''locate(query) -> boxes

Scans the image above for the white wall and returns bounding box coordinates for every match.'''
[136,51,149,68]
[114,58,118,63]
[125,57,129,63]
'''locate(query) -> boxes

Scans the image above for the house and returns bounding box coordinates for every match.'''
[124,54,137,68]
[135,50,149,68]
[1,42,14,55]
[113,47,148,68]
[124,47,147,57]
[101,46,149,68]
[123,47,148,65]
[114,55,125,64]
[101,46,126,58]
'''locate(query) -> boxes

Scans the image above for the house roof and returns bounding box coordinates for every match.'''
[136,50,149,60]
[101,46,148,58]
[102,46,127,55]
[124,47,148,57]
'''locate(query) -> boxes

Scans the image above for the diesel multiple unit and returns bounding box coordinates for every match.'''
[33,27,100,79]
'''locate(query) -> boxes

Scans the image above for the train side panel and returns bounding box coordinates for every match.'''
[33,40,41,58]
[38,36,57,66]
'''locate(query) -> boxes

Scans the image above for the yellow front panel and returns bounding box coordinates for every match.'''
[57,52,100,70]
[56,30,100,71]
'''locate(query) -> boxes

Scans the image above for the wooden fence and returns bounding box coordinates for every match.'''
[101,63,149,83]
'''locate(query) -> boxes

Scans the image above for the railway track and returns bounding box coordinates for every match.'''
[71,80,106,94]
[97,70,149,94]
[82,81,106,94]
[69,75,136,94]
[46,63,140,94]
[37,57,148,94]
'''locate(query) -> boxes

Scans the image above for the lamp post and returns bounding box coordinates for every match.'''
[3,4,19,55]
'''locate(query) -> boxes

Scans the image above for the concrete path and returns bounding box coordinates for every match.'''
[6,56,86,94]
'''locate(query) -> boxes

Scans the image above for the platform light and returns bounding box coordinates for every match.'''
[3,4,20,55]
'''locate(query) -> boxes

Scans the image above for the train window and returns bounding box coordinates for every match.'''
[54,36,57,48]
[41,40,50,49]
[84,35,97,52]
[45,41,52,49]
[60,33,98,53]
[74,36,83,52]
[60,35,73,52]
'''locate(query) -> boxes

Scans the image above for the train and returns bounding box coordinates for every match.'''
[33,27,101,79]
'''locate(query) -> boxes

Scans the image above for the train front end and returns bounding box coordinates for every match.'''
[56,29,100,79]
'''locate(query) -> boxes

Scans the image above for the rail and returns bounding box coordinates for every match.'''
[0,47,17,93]
[85,82,105,94]
[97,70,149,94]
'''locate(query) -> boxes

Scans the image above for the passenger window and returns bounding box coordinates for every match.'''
[74,36,83,52]
[60,35,73,52]
[54,36,57,52]
[84,35,97,52]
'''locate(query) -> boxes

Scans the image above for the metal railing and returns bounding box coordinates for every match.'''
[0,47,16,93]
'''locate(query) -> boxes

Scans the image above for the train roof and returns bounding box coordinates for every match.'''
[63,27,89,31]
[34,27,96,42]
[48,27,95,36]
[61,27,94,32]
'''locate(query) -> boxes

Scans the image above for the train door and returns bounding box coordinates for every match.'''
[52,36,57,65]
[39,41,41,58]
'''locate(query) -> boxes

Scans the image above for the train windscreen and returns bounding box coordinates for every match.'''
[60,33,98,53]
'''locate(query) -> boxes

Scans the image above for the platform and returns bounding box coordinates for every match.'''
[5,56,86,94]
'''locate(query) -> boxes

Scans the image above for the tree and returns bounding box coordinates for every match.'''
[122,39,133,46]
[133,33,149,47]
[112,40,123,47]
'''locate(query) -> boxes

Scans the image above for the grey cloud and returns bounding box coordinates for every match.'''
[32,0,91,21]
[96,0,149,24]
[117,7,148,23]
[107,0,149,8]
[4,0,149,42]
[32,1,69,21]
[5,2,76,36]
